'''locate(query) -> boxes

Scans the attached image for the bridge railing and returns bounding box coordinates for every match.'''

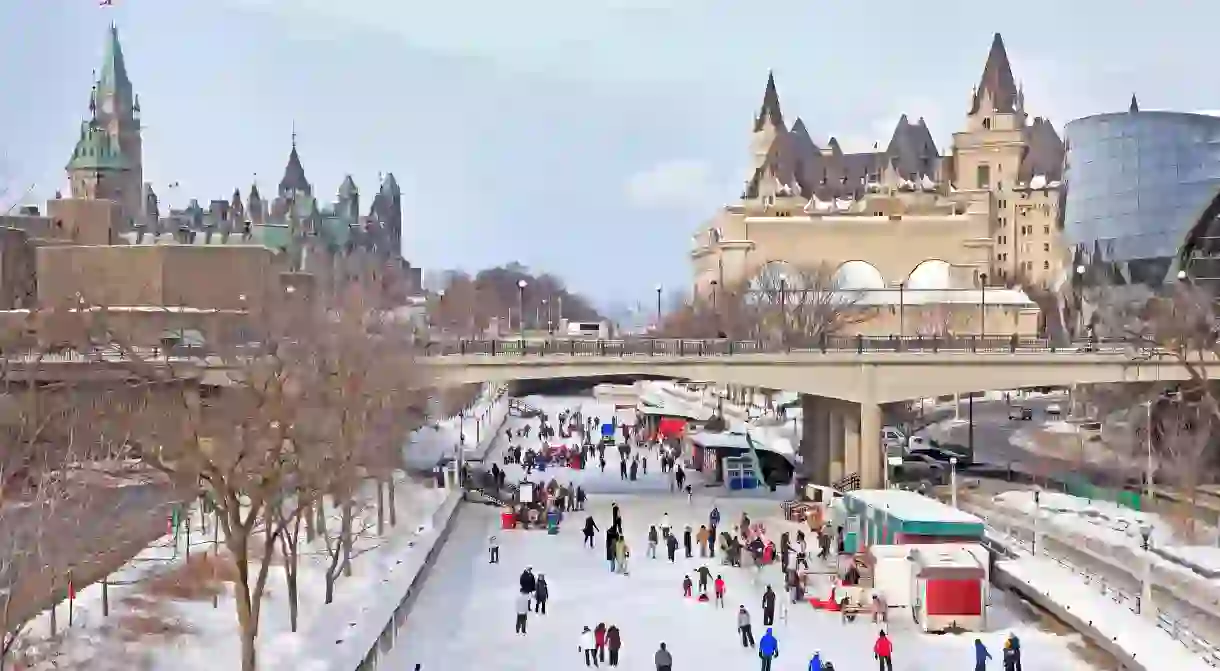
[419,334,1140,357]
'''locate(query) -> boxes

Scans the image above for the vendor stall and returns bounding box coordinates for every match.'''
[834,489,983,554]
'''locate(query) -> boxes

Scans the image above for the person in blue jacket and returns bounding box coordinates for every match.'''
[974,638,992,671]
[807,650,822,671]
[758,627,779,671]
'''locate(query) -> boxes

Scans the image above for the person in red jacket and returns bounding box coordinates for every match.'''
[595,622,608,663]
[873,630,893,671]
[714,575,726,608]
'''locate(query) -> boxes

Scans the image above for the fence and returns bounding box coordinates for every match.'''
[984,513,1220,666]
[420,334,1147,357]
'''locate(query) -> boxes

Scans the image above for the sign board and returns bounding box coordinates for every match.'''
[601,423,614,437]
[518,481,535,504]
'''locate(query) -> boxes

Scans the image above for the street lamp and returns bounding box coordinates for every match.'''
[1145,399,1155,502]
[517,279,527,334]
[710,279,719,313]
[1033,488,1041,554]
[949,456,958,508]
[779,278,787,345]
[898,282,905,341]
[978,273,987,339]
[655,285,663,329]
[1075,264,1087,338]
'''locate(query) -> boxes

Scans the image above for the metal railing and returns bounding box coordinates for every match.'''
[985,517,1220,666]
[419,335,1149,357]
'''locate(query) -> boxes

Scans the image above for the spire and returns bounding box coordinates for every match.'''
[969,33,1019,115]
[338,175,358,198]
[97,23,132,103]
[753,71,786,133]
[381,172,400,196]
[278,136,311,196]
[1129,93,1140,113]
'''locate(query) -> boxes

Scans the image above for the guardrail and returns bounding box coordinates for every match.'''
[419,335,1149,357]
[985,516,1220,666]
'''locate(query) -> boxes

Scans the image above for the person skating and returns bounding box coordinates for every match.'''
[696,525,710,557]
[974,638,992,671]
[807,651,822,671]
[595,622,608,662]
[514,591,529,635]
[519,567,536,598]
[607,624,622,666]
[642,455,648,474]
[620,458,628,480]
[600,454,606,472]
[654,642,673,671]
[682,574,693,597]
[584,516,599,548]
[873,630,893,671]
[660,512,671,538]
[606,526,620,572]
[1006,632,1022,671]
[675,465,686,491]
[534,574,549,614]
[576,486,587,510]
[647,525,659,558]
[630,458,639,481]
[612,502,622,528]
[758,627,779,671]
[666,531,679,562]
[580,626,599,667]
[737,605,755,647]
[488,535,499,564]
[714,575,726,608]
[616,536,631,575]
[761,585,776,626]
[696,565,712,593]
[683,525,693,558]
[1002,637,1017,671]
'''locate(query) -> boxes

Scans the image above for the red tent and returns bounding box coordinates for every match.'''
[657,418,686,440]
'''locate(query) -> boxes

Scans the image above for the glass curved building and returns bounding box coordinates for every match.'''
[1064,109,1220,288]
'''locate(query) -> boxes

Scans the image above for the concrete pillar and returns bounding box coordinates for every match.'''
[829,410,845,483]
[859,402,883,489]
[954,392,961,420]
[800,394,831,484]
[844,407,860,482]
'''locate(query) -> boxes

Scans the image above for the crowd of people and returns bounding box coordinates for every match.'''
[486,400,1025,671]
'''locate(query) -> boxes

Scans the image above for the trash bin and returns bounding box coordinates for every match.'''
[546,511,560,535]
[501,510,517,530]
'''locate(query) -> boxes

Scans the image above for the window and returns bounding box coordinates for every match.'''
[1043,261,1050,270]
[976,165,991,189]
[1043,225,1050,234]
[983,118,991,130]
[1043,243,1050,252]
[998,200,1006,209]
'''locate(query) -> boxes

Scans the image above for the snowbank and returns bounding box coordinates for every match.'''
[999,554,1216,670]
[402,384,510,468]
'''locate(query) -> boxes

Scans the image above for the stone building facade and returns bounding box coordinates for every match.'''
[691,33,1064,336]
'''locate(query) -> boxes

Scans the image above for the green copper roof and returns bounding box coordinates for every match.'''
[97,24,132,101]
[339,175,358,198]
[67,122,130,172]
[252,223,291,252]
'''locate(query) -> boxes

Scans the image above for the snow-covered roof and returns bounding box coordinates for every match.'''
[688,429,795,463]
[637,392,712,421]
[847,488,982,524]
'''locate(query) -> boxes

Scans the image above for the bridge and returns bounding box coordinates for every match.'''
[419,336,1211,490]
[419,336,1204,404]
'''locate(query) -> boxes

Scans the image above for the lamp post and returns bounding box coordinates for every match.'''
[1075,264,1086,339]
[779,278,787,345]
[655,285,662,329]
[517,279,527,335]
[541,299,548,334]
[1033,488,1041,555]
[978,273,987,339]
[1140,523,1155,619]
[1145,399,1154,503]
[710,280,719,313]
[898,281,905,341]
[949,456,958,508]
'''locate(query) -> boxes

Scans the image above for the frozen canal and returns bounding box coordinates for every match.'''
[391,395,1104,670]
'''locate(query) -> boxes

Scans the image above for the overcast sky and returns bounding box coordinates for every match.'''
[1,0,1214,308]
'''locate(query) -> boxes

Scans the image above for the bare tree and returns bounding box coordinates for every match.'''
[1157,407,1213,542]
[745,261,866,344]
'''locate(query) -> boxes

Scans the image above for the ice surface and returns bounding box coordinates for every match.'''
[390,394,1102,671]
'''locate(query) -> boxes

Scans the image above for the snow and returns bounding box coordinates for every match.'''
[11,385,513,671]
[1000,554,1215,670]
[387,492,1102,670]
[402,384,510,468]
[848,488,983,525]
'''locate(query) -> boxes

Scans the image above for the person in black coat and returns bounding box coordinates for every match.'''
[612,502,621,528]
[519,567,536,596]
[534,574,549,614]
[666,532,679,562]
[584,516,599,548]
[761,585,776,626]
[682,526,693,559]
[606,526,620,571]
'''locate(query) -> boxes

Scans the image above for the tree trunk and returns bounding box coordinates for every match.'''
[229,532,259,671]
[286,560,299,633]
[342,499,355,578]
[388,477,397,527]
[376,480,385,536]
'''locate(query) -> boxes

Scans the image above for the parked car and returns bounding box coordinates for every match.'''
[892,454,947,485]
[1045,403,1063,417]
[910,444,974,467]
[1007,405,1033,420]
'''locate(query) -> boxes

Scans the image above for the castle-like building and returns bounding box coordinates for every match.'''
[62,24,408,272]
[692,33,1066,335]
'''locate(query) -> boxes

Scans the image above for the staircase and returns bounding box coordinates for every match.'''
[465,486,509,507]
[509,398,543,418]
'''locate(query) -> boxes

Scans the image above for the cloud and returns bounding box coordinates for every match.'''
[624,159,723,211]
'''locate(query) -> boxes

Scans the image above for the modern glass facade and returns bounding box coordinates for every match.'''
[1063,111,1220,286]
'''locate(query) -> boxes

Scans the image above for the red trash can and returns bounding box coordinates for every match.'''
[501,511,516,529]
